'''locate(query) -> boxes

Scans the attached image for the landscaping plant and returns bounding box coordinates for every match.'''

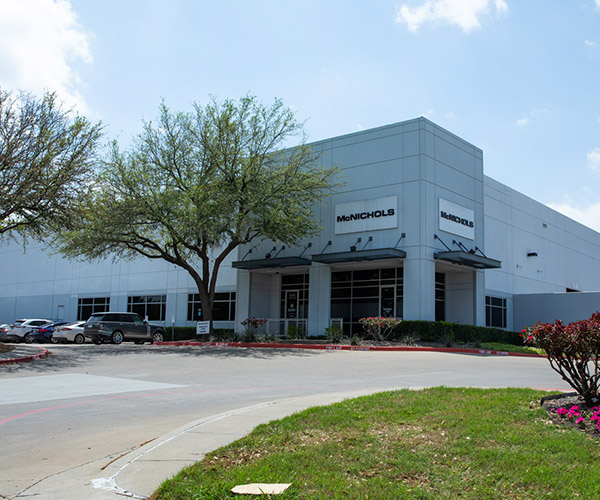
[359,316,402,341]
[241,317,267,336]
[523,312,600,405]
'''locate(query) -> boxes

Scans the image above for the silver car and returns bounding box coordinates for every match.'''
[84,312,166,345]
[5,319,52,343]
[52,321,87,344]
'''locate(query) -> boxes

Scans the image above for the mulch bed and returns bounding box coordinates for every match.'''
[541,392,600,438]
[0,344,15,354]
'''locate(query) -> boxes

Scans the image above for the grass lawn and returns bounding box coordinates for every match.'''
[479,342,545,355]
[152,387,600,500]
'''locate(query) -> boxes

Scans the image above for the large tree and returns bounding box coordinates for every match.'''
[0,89,102,239]
[56,96,338,330]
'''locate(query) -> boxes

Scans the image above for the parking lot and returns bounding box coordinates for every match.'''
[1,343,569,499]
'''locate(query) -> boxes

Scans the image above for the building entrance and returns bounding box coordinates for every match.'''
[283,290,300,319]
[380,285,396,317]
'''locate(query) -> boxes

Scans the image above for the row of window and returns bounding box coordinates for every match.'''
[76,290,509,329]
[77,293,237,322]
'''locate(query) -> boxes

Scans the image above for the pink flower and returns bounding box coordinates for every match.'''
[576,417,585,424]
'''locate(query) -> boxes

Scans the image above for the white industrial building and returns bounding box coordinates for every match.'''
[2,117,600,334]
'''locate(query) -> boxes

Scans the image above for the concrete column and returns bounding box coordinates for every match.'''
[474,269,486,326]
[235,270,251,334]
[308,263,331,336]
[403,250,435,321]
[445,271,474,324]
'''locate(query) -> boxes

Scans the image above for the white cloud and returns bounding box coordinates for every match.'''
[515,108,550,127]
[548,199,600,232]
[588,148,600,173]
[585,40,598,48]
[516,117,529,127]
[395,0,508,33]
[0,0,93,112]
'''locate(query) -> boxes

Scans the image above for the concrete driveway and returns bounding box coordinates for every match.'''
[0,344,567,499]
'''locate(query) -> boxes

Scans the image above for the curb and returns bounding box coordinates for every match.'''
[156,341,545,358]
[0,346,49,365]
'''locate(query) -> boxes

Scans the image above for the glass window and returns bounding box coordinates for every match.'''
[486,296,507,328]
[187,292,236,321]
[78,297,110,321]
[127,295,166,321]
[330,267,404,335]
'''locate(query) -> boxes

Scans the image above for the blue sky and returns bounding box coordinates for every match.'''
[2,0,600,229]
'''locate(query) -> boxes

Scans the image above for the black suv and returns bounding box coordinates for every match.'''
[84,312,166,345]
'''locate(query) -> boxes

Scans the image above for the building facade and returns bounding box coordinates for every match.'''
[1,117,600,333]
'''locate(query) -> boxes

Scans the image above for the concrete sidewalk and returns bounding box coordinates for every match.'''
[17,388,390,500]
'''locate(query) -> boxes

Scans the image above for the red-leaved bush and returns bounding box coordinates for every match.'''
[523,312,600,405]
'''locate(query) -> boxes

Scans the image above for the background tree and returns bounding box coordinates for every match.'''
[56,96,339,331]
[0,88,102,239]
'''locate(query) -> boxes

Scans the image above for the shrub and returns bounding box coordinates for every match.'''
[359,317,402,341]
[523,312,600,405]
[287,325,303,340]
[325,325,343,344]
[392,320,522,345]
[241,317,267,336]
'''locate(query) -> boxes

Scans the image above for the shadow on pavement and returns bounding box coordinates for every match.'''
[0,343,321,374]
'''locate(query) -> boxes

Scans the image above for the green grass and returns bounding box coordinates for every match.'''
[479,342,544,355]
[152,388,600,500]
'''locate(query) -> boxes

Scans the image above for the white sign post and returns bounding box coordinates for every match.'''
[196,321,210,336]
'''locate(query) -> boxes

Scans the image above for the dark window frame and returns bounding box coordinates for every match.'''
[77,296,110,321]
[485,295,507,329]
[187,292,236,321]
[127,294,166,321]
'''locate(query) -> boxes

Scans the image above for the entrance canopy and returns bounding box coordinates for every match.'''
[312,248,406,264]
[434,250,501,269]
[232,257,312,270]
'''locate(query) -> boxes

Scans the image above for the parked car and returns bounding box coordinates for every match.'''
[52,321,87,344]
[84,312,166,345]
[34,321,69,343]
[4,319,52,343]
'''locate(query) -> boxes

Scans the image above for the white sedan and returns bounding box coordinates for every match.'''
[52,321,87,344]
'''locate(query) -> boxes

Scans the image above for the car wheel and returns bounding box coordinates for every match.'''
[152,332,164,344]
[74,334,85,344]
[111,331,124,345]
[23,333,33,344]
[50,336,58,344]
[93,337,102,345]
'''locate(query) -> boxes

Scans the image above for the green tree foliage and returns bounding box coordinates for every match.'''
[56,96,338,329]
[0,89,102,239]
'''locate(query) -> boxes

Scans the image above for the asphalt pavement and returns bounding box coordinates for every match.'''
[0,342,565,500]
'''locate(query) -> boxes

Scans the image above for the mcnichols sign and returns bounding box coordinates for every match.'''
[334,196,398,235]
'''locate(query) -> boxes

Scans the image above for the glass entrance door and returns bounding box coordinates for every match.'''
[284,290,300,319]
[380,286,395,317]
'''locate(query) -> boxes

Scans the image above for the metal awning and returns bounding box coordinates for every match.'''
[311,248,407,264]
[434,251,501,269]
[232,257,312,270]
